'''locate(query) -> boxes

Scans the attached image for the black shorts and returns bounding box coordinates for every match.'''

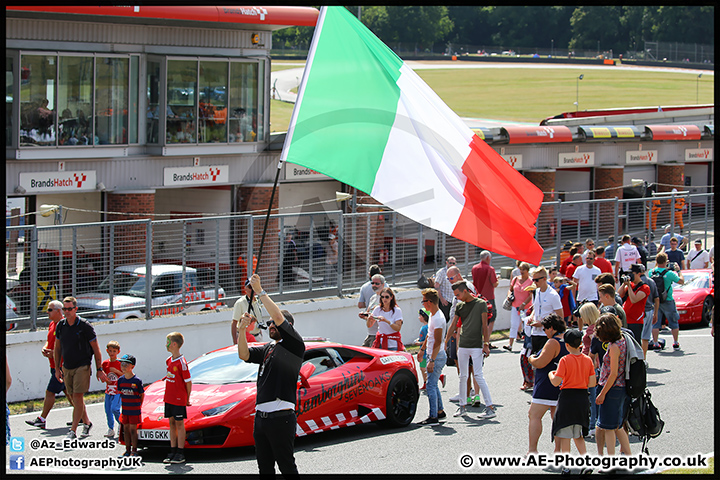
[47,368,65,395]
[164,403,187,420]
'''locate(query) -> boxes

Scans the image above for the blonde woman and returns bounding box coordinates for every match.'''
[579,302,600,436]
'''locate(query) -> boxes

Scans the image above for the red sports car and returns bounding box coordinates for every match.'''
[136,341,419,449]
[673,269,713,326]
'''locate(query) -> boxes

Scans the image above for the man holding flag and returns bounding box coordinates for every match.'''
[280,6,544,265]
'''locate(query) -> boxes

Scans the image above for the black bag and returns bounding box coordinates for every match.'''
[417,274,434,289]
[627,389,664,454]
[650,268,669,303]
[626,358,647,399]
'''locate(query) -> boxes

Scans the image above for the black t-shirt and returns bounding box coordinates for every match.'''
[248,320,305,406]
[55,317,97,369]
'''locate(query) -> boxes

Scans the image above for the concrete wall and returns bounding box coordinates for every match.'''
[6,281,512,402]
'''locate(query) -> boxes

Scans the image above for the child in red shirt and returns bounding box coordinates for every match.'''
[102,341,123,438]
[163,332,192,465]
[549,329,596,457]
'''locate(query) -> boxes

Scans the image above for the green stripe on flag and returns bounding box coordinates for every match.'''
[283,6,404,194]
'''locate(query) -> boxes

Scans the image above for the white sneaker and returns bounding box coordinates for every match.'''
[453,406,467,417]
[478,406,497,420]
[588,428,596,437]
[449,393,462,402]
[105,428,115,438]
[469,388,476,397]
[66,430,77,440]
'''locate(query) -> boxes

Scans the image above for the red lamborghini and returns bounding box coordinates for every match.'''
[673,269,714,326]
[136,341,419,448]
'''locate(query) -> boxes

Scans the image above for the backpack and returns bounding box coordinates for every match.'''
[650,269,669,303]
[624,331,647,399]
[627,389,665,454]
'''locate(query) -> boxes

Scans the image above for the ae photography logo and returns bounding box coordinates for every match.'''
[8,436,142,470]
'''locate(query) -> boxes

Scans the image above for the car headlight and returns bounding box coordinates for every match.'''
[201,401,240,417]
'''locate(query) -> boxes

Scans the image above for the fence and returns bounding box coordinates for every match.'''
[6,193,713,331]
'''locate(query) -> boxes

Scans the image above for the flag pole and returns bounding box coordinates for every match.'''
[252,160,283,277]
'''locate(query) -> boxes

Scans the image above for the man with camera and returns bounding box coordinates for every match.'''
[648,253,684,350]
[613,235,640,280]
[618,264,651,345]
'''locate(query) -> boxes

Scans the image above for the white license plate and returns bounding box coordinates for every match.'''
[138,429,170,440]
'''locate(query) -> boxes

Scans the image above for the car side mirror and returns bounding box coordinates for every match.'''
[298,362,315,388]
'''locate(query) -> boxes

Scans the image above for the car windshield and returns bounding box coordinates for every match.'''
[674,272,710,291]
[96,272,148,297]
[190,349,258,385]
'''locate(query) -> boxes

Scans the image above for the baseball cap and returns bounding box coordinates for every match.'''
[600,305,619,316]
[630,264,643,274]
[563,328,583,349]
[118,354,136,366]
[663,224,672,230]
[631,236,642,244]
[694,239,702,244]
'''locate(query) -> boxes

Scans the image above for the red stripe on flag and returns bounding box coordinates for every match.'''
[452,135,544,264]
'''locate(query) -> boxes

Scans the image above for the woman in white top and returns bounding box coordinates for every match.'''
[368,287,404,350]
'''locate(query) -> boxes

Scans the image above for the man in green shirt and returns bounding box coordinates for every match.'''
[446,282,496,420]
[648,252,684,350]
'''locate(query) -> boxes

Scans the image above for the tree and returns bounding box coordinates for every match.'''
[375,6,453,50]
[569,6,625,54]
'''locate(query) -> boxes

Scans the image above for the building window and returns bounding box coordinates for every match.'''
[167,59,197,144]
[6,56,14,148]
[58,56,93,145]
[95,57,129,145]
[199,61,228,143]
[229,62,258,143]
[20,55,56,146]
[164,57,263,145]
[18,52,138,148]
[146,59,161,144]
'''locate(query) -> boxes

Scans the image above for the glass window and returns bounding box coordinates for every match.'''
[198,61,228,143]
[146,59,160,144]
[128,55,139,144]
[166,60,197,144]
[229,62,258,143]
[6,56,14,148]
[20,55,56,146]
[58,56,93,146]
[95,56,129,145]
[257,60,264,142]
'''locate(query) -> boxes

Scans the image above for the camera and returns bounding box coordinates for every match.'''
[572,299,589,318]
[621,275,631,283]
[667,262,678,271]
[359,312,369,318]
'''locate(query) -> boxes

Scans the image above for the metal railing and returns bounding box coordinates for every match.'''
[6,193,713,331]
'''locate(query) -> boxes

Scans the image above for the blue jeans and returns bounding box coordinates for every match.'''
[427,350,447,418]
[588,369,600,430]
[104,394,121,429]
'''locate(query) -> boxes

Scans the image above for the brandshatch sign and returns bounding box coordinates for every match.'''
[558,152,595,168]
[19,171,97,192]
[164,165,229,186]
[625,150,658,165]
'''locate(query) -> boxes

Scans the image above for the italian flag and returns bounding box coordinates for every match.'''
[281,6,544,264]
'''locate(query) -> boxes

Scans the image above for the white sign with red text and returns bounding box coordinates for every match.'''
[625,150,658,165]
[684,148,713,162]
[163,165,229,186]
[19,171,97,193]
[558,152,595,168]
[501,154,523,169]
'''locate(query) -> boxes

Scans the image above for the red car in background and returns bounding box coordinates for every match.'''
[136,342,419,449]
[673,269,713,326]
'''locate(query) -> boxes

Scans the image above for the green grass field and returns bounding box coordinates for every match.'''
[270,63,714,132]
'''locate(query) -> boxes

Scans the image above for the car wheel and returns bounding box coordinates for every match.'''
[701,296,713,327]
[383,370,418,428]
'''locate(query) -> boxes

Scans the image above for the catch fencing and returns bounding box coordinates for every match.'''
[6,192,713,331]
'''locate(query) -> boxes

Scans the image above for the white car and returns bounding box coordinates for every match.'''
[75,264,224,321]
[6,295,19,331]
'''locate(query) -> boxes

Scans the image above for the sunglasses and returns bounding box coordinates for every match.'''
[532,277,546,282]
[381,295,392,299]
[421,299,431,304]
[62,307,75,311]
[371,282,381,285]
[47,308,55,312]
[447,262,456,265]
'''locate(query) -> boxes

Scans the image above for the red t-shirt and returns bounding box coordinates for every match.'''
[102,359,123,395]
[164,355,192,406]
[593,257,614,274]
[623,282,650,324]
[47,321,58,370]
[471,262,496,300]
[565,263,579,280]
[559,256,573,276]
[555,352,595,389]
